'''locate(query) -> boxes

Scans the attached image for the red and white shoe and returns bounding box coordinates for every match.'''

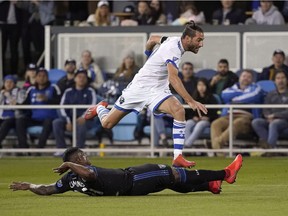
[224,154,243,184]
[172,154,196,168]
[84,101,109,120]
[208,180,222,194]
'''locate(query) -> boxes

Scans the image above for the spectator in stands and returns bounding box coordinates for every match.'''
[258,49,288,81]
[85,0,116,26]
[119,5,138,26]
[57,58,77,95]
[19,1,55,67]
[22,63,37,89]
[282,0,288,22]
[52,69,97,152]
[252,70,288,149]
[211,0,246,25]
[209,59,238,97]
[184,78,219,148]
[79,50,105,91]
[171,62,198,103]
[210,69,263,156]
[113,50,139,92]
[247,0,285,25]
[0,1,21,76]
[17,68,61,149]
[150,0,167,25]
[0,75,26,148]
[172,2,206,25]
[132,1,156,25]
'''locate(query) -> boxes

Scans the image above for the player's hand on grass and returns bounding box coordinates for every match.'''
[9,182,30,191]
[188,100,208,117]
[53,162,70,175]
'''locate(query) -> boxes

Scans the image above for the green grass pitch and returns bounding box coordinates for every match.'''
[1,156,288,216]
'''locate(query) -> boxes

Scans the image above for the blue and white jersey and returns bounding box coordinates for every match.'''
[132,37,185,90]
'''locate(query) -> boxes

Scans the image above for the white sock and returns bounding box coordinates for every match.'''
[173,120,186,159]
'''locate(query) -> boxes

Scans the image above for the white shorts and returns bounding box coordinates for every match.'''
[114,83,172,116]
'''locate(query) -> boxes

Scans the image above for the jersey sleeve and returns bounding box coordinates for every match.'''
[55,173,72,193]
[159,39,181,70]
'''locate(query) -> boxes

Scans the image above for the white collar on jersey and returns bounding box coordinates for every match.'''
[177,40,185,56]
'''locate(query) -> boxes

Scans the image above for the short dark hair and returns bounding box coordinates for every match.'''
[62,147,80,162]
[273,70,288,81]
[218,59,229,66]
[181,20,203,39]
[241,69,254,77]
[181,62,194,69]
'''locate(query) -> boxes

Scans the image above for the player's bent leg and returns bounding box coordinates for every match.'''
[158,97,195,168]
[101,107,128,129]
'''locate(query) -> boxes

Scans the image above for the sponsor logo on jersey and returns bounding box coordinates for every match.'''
[69,180,86,188]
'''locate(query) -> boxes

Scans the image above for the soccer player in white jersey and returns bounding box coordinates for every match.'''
[85,20,207,168]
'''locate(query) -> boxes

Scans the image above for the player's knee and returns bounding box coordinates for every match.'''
[171,104,185,118]
[101,120,113,129]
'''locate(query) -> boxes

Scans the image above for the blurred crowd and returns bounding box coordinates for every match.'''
[1,0,288,77]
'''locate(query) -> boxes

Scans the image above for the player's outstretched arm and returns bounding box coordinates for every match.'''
[168,63,208,117]
[53,162,97,181]
[9,182,58,195]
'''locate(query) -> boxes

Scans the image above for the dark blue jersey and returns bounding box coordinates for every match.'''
[55,165,133,196]
[55,164,175,196]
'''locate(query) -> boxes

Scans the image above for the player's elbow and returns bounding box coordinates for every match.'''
[82,172,97,181]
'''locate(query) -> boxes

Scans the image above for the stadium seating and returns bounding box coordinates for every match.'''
[256,80,276,93]
[48,69,66,84]
[195,69,217,80]
[112,112,138,141]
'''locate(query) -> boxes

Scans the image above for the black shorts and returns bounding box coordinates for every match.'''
[126,164,175,196]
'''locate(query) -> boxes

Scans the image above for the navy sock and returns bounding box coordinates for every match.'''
[175,168,225,184]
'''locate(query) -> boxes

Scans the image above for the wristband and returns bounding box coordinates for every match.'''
[144,50,152,57]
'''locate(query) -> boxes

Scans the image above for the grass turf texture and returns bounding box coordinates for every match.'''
[1,156,288,216]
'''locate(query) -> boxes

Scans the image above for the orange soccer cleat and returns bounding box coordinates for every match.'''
[172,154,196,168]
[84,101,109,120]
[208,180,222,194]
[224,154,243,184]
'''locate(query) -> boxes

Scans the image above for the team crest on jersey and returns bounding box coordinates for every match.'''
[56,180,63,187]
[119,96,125,104]
[172,57,179,62]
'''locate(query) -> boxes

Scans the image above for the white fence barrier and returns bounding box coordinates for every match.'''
[0,104,288,157]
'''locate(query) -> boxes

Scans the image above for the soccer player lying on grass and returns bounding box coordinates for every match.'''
[9,147,243,196]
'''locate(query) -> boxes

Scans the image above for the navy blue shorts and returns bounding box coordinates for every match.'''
[126,164,175,195]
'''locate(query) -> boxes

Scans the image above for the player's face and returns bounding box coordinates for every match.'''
[186,31,204,54]
[77,151,91,165]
